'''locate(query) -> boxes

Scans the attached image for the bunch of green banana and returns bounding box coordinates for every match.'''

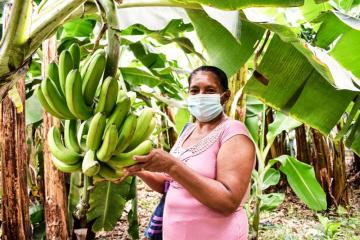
[40,45,158,182]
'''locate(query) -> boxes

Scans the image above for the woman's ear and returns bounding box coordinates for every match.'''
[221,90,231,105]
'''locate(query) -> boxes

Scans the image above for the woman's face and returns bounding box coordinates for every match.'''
[189,71,223,95]
[188,71,230,105]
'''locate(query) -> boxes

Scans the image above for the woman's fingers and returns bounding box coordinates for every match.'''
[133,151,155,162]
[124,163,145,174]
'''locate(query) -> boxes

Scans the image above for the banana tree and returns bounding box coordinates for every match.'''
[245,98,327,239]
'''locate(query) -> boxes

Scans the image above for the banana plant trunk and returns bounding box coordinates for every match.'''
[332,124,349,206]
[0,6,31,239]
[295,124,311,164]
[0,69,31,240]
[225,65,247,121]
[42,37,70,239]
[311,128,333,206]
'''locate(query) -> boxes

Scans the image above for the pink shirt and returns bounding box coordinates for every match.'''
[163,119,254,240]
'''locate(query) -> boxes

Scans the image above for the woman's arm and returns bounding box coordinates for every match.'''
[127,134,255,216]
[133,171,167,193]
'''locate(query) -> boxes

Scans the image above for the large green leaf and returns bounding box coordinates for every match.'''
[121,67,163,87]
[345,113,360,156]
[68,172,82,233]
[262,168,280,190]
[259,193,285,211]
[175,0,304,9]
[127,177,139,240]
[61,18,96,38]
[315,11,360,79]
[244,35,356,135]
[266,111,302,146]
[275,155,327,210]
[175,107,191,133]
[245,96,264,145]
[301,0,331,21]
[87,179,132,232]
[25,94,43,125]
[186,9,265,77]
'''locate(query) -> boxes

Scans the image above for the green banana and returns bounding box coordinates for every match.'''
[82,150,100,177]
[59,50,73,94]
[94,76,118,116]
[98,164,124,181]
[47,126,81,164]
[114,113,137,154]
[69,43,81,69]
[51,156,82,173]
[105,95,131,131]
[77,120,90,151]
[126,108,154,150]
[96,124,118,162]
[106,157,137,171]
[80,48,106,78]
[142,117,156,140]
[47,62,62,95]
[64,120,81,153]
[65,69,92,120]
[109,140,153,168]
[41,78,75,119]
[35,87,66,119]
[82,52,106,105]
[86,112,106,151]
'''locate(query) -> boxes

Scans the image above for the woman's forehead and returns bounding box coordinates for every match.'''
[190,71,221,88]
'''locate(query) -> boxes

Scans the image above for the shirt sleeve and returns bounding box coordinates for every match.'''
[220,120,253,145]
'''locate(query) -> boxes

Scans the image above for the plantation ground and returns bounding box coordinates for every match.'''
[95,179,360,240]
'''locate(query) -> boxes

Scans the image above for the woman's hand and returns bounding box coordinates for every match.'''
[124,149,178,175]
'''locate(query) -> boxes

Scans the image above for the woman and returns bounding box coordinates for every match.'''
[125,66,256,240]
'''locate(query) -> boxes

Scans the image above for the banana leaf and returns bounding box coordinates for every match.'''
[127,177,139,240]
[274,155,327,211]
[266,111,302,146]
[345,113,360,156]
[121,67,163,87]
[186,9,265,77]
[25,93,43,125]
[315,11,360,79]
[68,172,82,233]
[244,35,356,135]
[61,18,96,38]
[175,108,191,133]
[87,178,132,232]
[174,0,304,9]
[259,193,285,211]
[262,168,280,190]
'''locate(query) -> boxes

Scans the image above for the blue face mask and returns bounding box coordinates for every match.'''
[187,94,224,122]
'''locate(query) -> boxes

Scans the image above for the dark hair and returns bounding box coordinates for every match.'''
[188,65,228,91]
